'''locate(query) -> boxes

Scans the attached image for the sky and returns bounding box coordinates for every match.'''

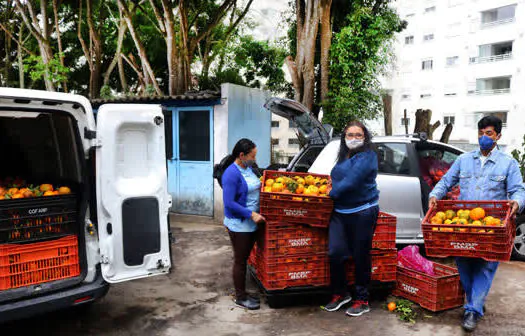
[248,0,290,41]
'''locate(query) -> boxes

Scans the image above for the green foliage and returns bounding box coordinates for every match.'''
[511,135,525,179]
[23,53,69,87]
[324,6,405,133]
[99,85,113,99]
[394,299,417,324]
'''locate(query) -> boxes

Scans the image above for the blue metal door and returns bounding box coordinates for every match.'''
[167,107,214,216]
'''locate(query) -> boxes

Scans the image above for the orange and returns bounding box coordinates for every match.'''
[12,193,24,199]
[430,216,443,224]
[58,186,71,195]
[263,186,272,192]
[43,191,55,196]
[275,177,284,184]
[304,175,315,186]
[307,185,319,196]
[435,212,446,221]
[296,184,305,194]
[22,189,34,198]
[7,188,19,195]
[265,179,275,187]
[271,182,284,193]
[296,177,305,185]
[387,302,396,312]
[445,210,456,220]
[40,184,54,192]
[469,207,485,221]
[318,185,328,194]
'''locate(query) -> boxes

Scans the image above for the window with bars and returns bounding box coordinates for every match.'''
[288,138,301,145]
[421,59,433,70]
[446,56,459,66]
[425,6,436,13]
[423,34,435,42]
[271,138,279,145]
[444,116,455,125]
[405,36,414,45]
[271,121,279,128]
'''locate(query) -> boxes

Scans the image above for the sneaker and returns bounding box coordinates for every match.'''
[321,294,352,312]
[345,300,370,317]
[462,311,480,332]
[248,294,260,303]
[234,297,260,310]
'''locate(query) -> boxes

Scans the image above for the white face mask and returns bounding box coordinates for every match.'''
[346,138,364,150]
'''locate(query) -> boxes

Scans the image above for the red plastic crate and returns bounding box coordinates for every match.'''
[251,253,329,290]
[255,221,328,257]
[393,262,464,312]
[347,249,397,284]
[0,235,80,290]
[422,200,514,261]
[373,212,396,250]
[260,171,333,228]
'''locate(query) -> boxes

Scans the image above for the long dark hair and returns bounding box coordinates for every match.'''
[223,138,257,169]
[337,120,372,163]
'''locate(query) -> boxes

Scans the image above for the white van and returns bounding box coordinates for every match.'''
[0,88,172,323]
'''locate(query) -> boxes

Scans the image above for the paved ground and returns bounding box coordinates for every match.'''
[1,218,525,336]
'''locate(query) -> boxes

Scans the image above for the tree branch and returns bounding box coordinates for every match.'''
[147,0,166,33]
[13,0,46,42]
[0,23,36,56]
[77,0,93,70]
[192,0,235,47]
[224,0,254,39]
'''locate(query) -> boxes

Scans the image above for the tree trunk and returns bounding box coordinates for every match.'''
[52,0,67,92]
[86,0,103,98]
[14,0,56,91]
[17,25,24,88]
[413,109,440,140]
[382,93,392,136]
[440,123,453,143]
[319,0,332,104]
[118,0,162,95]
[103,17,127,87]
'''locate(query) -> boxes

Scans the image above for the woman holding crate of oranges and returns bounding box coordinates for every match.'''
[321,120,380,317]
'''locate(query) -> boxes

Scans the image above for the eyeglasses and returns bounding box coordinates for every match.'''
[345,133,364,139]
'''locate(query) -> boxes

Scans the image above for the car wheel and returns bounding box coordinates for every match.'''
[512,217,525,261]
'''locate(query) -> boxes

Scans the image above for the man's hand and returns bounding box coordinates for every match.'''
[429,196,438,210]
[509,200,519,217]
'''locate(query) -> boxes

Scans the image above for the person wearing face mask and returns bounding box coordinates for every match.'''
[429,116,525,332]
[321,121,379,317]
[221,138,266,310]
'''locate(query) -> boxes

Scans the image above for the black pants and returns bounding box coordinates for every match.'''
[228,229,257,300]
[328,206,378,301]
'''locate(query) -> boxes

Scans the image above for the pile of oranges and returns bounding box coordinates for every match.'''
[261,175,330,197]
[0,179,71,200]
[429,207,503,233]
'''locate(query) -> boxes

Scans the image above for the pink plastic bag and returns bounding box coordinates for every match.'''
[397,245,435,276]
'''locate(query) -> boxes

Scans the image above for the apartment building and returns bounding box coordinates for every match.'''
[383,0,525,153]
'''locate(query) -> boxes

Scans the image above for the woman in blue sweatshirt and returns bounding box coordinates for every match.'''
[221,138,265,310]
[322,121,379,317]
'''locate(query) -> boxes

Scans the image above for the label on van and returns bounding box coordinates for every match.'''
[450,242,478,250]
[288,271,311,280]
[283,208,307,217]
[28,208,48,215]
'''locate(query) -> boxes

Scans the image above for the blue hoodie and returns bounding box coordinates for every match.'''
[329,149,380,211]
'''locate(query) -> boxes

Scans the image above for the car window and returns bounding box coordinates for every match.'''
[375,143,410,175]
[290,146,324,172]
[416,146,460,187]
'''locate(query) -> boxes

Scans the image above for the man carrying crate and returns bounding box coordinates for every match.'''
[428,116,525,332]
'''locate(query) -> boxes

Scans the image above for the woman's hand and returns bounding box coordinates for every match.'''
[251,212,266,224]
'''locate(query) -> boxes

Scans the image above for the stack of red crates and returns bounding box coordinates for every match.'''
[250,171,398,292]
[251,171,332,290]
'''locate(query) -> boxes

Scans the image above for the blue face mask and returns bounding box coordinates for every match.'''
[479,135,495,151]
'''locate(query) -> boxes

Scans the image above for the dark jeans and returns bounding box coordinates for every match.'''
[328,206,379,301]
[228,229,257,300]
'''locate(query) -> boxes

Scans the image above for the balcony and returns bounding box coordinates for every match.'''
[469,88,510,95]
[481,17,515,29]
[469,53,512,64]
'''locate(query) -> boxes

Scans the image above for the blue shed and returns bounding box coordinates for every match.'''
[91,83,272,221]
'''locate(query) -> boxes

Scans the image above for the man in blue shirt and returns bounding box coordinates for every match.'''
[429,116,525,332]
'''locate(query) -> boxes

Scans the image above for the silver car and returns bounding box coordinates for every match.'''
[267,97,525,261]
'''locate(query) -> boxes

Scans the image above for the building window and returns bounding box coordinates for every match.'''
[405,36,414,45]
[425,6,436,13]
[406,13,415,18]
[444,116,455,125]
[420,93,432,99]
[423,34,435,42]
[481,5,516,27]
[401,94,411,100]
[271,121,279,128]
[421,59,433,70]
[401,118,410,126]
[475,111,508,127]
[445,92,457,97]
[288,138,301,145]
[289,120,297,128]
[271,138,279,145]
[446,56,459,67]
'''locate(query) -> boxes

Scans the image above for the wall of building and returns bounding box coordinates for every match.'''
[381,0,525,153]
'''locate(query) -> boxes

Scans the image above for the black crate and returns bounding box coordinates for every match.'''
[0,195,77,244]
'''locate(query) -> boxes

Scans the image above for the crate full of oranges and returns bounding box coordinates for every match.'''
[422,200,515,261]
[259,171,333,228]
